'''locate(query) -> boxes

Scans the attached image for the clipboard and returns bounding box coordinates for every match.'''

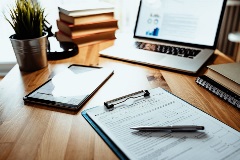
[81,88,240,160]
[82,90,150,160]
[23,64,114,110]
[82,110,128,160]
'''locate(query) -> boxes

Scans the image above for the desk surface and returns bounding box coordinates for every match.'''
[0,40,239,160]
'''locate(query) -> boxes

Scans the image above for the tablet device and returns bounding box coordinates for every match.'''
[23,64,114,110]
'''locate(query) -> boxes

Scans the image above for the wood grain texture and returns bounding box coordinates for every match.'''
[0,40,239,160]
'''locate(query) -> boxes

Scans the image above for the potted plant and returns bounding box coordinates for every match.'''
[5,0,48,72]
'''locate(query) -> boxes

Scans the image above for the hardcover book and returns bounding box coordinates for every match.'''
[55,29,116,45]
[56,19,118,37]
[196,62,240,108]
[58,1,114,17]
[205,62,240,96]
[59,12,114,25]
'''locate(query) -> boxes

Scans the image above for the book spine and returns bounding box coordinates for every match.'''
[196,75,240,109]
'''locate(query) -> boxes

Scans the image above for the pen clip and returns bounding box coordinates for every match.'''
[104,90,150,110]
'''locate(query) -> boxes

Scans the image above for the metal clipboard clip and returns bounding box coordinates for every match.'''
[104,90,150,110]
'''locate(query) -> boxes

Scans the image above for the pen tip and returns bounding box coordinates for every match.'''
[130,127,137,130]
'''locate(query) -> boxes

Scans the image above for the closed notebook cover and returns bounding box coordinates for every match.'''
[205,68,240,96]
[207,62,240,85]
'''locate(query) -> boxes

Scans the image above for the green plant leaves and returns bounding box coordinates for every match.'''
[5,0,47,39]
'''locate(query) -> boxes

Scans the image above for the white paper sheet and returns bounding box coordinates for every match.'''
[86,88,240,160]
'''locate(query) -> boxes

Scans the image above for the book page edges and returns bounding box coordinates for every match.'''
[206,68,240,96]
[207,63,240,85]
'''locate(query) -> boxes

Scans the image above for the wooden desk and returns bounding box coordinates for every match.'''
[0,41,239,160]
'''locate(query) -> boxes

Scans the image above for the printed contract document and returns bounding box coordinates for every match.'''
[85,88,240,160]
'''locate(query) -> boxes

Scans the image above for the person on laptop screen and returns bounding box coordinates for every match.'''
[100,0,227,73]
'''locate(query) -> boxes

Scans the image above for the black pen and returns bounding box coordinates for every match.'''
[130,125,204,132]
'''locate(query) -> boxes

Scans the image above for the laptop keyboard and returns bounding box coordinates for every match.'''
[135,42,201,59]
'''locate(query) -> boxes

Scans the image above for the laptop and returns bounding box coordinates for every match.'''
[100,0,227,73]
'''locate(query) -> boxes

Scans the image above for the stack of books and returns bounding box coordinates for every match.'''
[195,62,240,108]
[56,1,118,46]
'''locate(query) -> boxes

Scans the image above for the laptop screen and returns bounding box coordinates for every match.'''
[134,0,226,47]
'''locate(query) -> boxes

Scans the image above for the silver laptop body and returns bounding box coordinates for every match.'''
[100,0,227,73]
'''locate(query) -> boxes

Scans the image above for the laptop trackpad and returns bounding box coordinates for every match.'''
[131,49,166,63]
